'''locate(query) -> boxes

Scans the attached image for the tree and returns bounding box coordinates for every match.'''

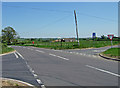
[2,26,19,44]
[101,35,107,39]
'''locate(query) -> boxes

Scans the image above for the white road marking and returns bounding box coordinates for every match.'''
[33,73,38,77]
[36,50,45,53]
[15,50,45,87]
[16,51,25,59]
[86,65,120,77]
[49,53,69,60]
[41,85,46,88]
[14,52,18,58]
[32,70,35,73]
[36,79,42,84]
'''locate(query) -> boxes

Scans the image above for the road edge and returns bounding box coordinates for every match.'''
[0,50,16,56]
[99,53,120,61]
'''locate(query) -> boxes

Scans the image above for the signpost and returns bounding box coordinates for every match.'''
[92,33,96,47]
[108,34,114,48]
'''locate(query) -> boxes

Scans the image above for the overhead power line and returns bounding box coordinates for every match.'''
[3,4,117,22]
[19,14,72,35]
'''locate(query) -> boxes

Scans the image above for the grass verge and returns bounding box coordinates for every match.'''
[102,48,120,59]
[18,40,119,50]
[0,44,14,54]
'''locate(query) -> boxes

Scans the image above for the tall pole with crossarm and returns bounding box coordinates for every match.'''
[74,10,79,46]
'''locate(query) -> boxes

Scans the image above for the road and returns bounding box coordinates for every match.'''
[63,45,119,56]
[2,46,119,87]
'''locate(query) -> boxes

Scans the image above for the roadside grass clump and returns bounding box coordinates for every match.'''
[102,48,120,59]
[0,43,14,54]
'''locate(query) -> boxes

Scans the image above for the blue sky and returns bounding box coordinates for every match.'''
[2,2,118,38]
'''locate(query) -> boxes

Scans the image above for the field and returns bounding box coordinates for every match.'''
[0,43,14,54]
[17,40,119,50]
[102,48,120,59]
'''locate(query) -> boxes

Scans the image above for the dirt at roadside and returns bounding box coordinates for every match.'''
[0,79,35,88]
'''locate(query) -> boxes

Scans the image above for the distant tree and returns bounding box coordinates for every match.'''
[2,26,19,44]
[101,35,107,39]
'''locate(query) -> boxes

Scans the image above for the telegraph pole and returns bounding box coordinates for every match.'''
[74,10,79,46]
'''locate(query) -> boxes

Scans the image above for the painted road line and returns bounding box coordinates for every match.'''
[33,73,38,77]
[86,65,120,77]
[36,50,45,53]
[14,52,18,58]
[41,85,46,88]
[36,79,42,84]
[16,51,25,59]
[49,53,69,60]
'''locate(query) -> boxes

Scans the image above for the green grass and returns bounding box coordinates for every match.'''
[102,48,120,59]
[17,40,119,50]
[0,43,14,54]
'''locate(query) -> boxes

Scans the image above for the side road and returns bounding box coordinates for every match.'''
[2,52,40,86]
[62,45,119,58]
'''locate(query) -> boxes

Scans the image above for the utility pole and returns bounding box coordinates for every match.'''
[74,10,79,46]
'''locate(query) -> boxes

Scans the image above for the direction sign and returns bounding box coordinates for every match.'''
[92,33,96,39]
[108,34,114,41]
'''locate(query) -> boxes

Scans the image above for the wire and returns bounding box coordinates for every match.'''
[19,14,72,35]
[3,4,117,22]
[77,12,117,22]
[39,15,72,30]
[3,4,72,14]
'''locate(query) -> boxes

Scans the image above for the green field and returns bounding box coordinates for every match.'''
[0,44,14,54]
[17,40,119,50]
[102,48,120,59]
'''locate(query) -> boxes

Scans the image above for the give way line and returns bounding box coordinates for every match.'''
[49,53,69,60]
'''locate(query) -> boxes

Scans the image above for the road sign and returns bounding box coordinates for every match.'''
[108,34,114,48]
[92,33,96,38]
[108,34,114,41]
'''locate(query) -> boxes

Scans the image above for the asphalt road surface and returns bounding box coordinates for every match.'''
[63,45,119,56]
[2,46,119,87]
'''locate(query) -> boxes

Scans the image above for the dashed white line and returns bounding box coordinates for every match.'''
[86,65,120,77]
[15,50,45,87]
[14,52,18,58]
[36,79,42,84]
[36,50,45,53]
[49,53,69,60]
[41,85,46,88]
[33,73,38,77]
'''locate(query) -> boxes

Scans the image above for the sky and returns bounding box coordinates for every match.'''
[2,2,118,38]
